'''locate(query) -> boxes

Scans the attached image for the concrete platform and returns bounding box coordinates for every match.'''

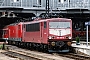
[72,41,90,56]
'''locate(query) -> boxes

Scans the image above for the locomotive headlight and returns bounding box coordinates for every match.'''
[48,36,55,39]
[68,36,72,39]
[49,36,52,39]
[51,42,55,46]
[67,42,72,46]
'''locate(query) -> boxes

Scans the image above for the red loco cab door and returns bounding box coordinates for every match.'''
[40,22,47,44]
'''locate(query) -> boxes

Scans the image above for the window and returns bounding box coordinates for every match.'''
[13,0,19,2]
[33,0,41,7]
[58,0,66,3]
[37,0,41,5]
[44,22,47,28]
[38,0,41,5]
[73,22,86,31]
[18,25,20,30]
[59,0,61,2]
[26,23,40,32]
[3,30,7,35]
[13,0,17,2]
[49,22,70,28]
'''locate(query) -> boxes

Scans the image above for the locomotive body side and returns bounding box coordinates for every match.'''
[22,21,48,44]
[23,22,41,43]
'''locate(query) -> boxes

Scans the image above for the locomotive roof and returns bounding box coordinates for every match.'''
[23,18,71,24]
[4,22,22,27]
[4,18,71,27]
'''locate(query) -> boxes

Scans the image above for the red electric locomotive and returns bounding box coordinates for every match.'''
[3,18,72,52]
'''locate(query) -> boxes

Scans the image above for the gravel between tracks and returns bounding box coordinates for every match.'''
[0,45,74,60]
[0,50,19,60]
[6,45,74,60]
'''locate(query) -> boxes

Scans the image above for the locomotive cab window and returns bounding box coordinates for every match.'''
[3,30,7,34]
[18,25,20,30]
[44,22,47,28]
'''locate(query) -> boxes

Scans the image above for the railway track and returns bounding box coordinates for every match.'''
[53,53,90,60]
[64,53,90,60]
[5,45,90,60]
[2,50,39,60]
[1,50,42,60]
[4,45,62,60]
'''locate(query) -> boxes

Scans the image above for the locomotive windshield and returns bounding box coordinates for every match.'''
[49,22,70,28]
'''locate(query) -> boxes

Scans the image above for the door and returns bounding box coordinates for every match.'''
[41,22,47,43]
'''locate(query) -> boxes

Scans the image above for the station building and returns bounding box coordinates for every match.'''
[0,0,89,43]
[0,0,90,32]
[0,0,89,17]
